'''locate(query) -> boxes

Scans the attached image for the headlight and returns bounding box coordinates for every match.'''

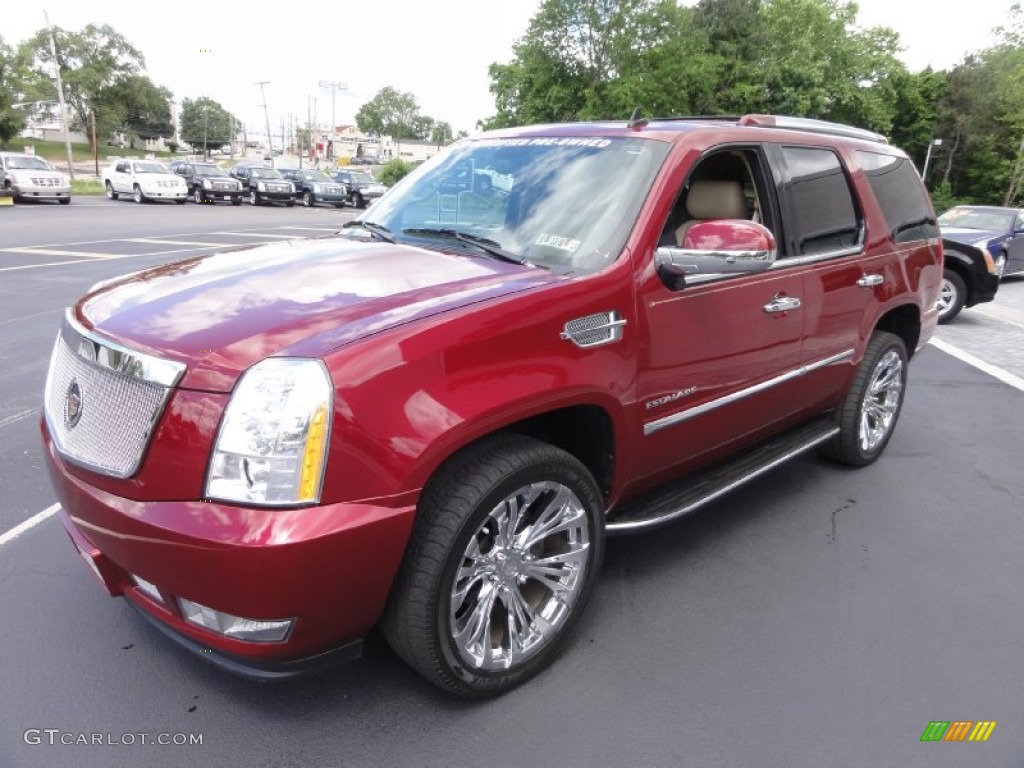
[206,359,332,506]
[257,181,267,191]
[312,184,322,192]
[202,179,212,189]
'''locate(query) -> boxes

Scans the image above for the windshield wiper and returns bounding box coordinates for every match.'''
[342,220,395,243]
[402,228,526,265]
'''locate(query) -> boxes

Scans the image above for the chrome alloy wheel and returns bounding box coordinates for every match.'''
[448,481,591,671]
[936,278,956,315]
[859,349,904,453]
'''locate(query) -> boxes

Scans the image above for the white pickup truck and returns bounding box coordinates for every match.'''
[102,159,188,204]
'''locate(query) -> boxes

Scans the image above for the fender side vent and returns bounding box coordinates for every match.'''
[560,311,627,348]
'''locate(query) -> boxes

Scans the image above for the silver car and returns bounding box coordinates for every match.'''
[0,152,72,204]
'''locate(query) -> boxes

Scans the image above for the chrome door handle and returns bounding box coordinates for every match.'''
[763,295,802,313]
[857,274,884,287]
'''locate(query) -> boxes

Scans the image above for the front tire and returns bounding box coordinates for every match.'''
[58,197,70,205]
[303,191,314,207]
[133,185,145,204]
[820,331,908,467]
[249,189,260,206]
[382,435,605,698]
[193,187,205,204]
[353,192,365,209]
[936,269,967,324]
[105,182,119,200]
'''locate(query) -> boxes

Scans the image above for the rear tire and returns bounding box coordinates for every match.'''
[231,197,242,206]
[382,434,605,698]
[59,197,71,205]
[105,182,119,200]
[936,269,967,324]
[820,331,908,467]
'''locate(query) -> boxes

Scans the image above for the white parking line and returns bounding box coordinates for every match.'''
[0,247,119,259]
[213,232,297,238]
[124,238,230,247]
[930,337,1024,392]
[276,226,341,232]
[0,408,37,429]
[0,503,59,547]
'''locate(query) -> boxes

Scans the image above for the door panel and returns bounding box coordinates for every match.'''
[635,269,806,483]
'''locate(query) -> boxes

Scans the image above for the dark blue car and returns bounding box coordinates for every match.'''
[938,205,1024,279]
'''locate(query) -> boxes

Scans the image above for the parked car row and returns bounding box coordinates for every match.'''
[95,158,387,209]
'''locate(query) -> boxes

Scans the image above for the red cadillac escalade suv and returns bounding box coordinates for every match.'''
[42,114,942,697]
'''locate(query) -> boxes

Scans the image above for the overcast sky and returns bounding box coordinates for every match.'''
[5,0,1018,139]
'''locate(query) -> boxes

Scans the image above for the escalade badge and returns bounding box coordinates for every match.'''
[64,380,83,429]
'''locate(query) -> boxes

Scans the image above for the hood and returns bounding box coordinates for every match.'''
[77,236,561,392]
[940,227,1002,247]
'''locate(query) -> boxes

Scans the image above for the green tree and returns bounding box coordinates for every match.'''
[430,120,454,147]
[179,97,237,154]
[0,36,31,148]
[378,157,415,187]
[759,0,905,132]
[355,87,421,140]
[95,74,173,146]
[19,23,145,140]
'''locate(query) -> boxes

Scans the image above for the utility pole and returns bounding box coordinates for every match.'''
[44,11,74,181]
[254,81,274,168]
[203,102,209,161]
[921,138,942,186]
[91,111,98,176]
[319,80,347,160]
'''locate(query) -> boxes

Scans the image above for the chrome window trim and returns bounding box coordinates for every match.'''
[644,349,854,436]
[63,308,186,388]
[681,246,865,285]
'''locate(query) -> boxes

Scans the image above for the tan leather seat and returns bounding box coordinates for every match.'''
[675,180,748,245]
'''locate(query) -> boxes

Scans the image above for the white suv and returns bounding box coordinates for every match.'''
[0,152,72,204]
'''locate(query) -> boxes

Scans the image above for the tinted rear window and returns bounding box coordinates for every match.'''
[781,147,860,255]
[857,152,938,243]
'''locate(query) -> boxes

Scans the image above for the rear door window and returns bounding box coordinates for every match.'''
[856,151,938,243]
[779,146,861,255]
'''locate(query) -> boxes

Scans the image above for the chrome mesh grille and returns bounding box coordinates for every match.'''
[44,334,173,478]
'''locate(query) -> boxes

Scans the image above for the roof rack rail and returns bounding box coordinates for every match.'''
[645,115,742,124]
[738,114,888,144]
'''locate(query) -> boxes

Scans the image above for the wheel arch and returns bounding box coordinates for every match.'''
[942,245,979,304]
[873,303,921,359]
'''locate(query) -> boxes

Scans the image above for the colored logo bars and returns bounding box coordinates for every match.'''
[921,721,997,742]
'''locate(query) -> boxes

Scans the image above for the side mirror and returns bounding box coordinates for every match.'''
[655,220,776,285]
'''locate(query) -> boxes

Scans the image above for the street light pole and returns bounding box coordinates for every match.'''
[921,138,942,186]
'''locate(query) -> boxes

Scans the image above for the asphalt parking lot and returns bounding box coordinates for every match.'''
[1,200,1023,767]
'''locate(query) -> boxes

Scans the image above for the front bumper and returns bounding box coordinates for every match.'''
[198,186,242,201]
[313,191,347,204]
[253,188,294,202]
[43,428,417,676]
[967,270,1000,308]
[142,187,188,200]
[11,183,71,200]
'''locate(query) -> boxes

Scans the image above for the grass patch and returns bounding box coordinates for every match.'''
[72,178,105,196]
[1,138,174,165]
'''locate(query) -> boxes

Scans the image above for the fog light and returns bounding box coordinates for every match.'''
[132,575,163,604]
[177,598,293,642]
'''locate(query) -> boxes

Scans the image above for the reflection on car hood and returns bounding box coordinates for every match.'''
[77,236,560,391]
[940,226,1003,245]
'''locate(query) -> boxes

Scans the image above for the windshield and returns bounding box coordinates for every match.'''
[251,169,284,179]
[363,136,670,274]
[5,156,53,170]
[344,171,376,184]
[938,207,1015,232]
[133,162,169,174]
[303,171,331,182]
[194,165,229,177]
